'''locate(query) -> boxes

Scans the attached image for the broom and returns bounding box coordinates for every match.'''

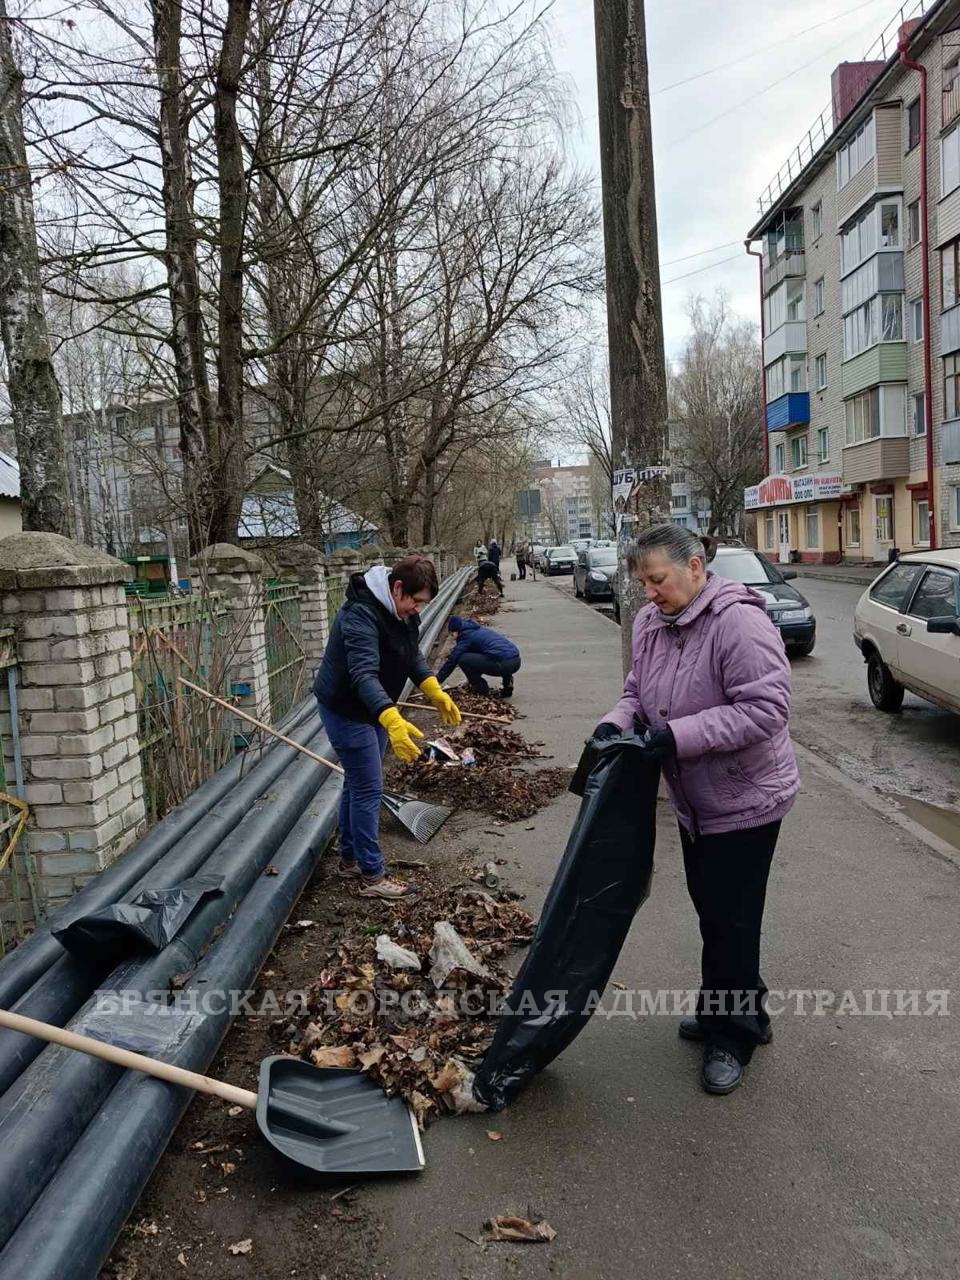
[178,679,451,844]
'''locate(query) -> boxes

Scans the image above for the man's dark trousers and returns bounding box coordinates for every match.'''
[458,652,521,695]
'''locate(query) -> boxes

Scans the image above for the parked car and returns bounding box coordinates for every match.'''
[853,550,960,713]
[574,546,617,601]
[543,545,577,576]
[708,546,816,656]
[571,538,592,556]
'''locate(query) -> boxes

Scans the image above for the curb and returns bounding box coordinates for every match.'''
[795,571,876,586]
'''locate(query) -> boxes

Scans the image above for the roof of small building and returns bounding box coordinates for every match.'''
[0,452,20,500]
[240,465,376,540]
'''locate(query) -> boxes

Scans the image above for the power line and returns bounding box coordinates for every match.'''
[652,0,888,95]
[665,0,891,148]
[661,252,745,286]
[661,240,741,267]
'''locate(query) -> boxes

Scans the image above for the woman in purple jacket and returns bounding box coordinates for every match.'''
[594,525,799,1096]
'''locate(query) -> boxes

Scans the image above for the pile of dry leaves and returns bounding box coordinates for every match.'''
[449,685,521,720]
[458,582,503,619]
[391,761,572,822]
[279,883,535,1127]
[453,719,542,761]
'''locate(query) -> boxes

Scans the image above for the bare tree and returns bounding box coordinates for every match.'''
[670,293,764,536]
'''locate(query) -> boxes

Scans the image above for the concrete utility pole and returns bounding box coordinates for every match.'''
[593,0,669,669]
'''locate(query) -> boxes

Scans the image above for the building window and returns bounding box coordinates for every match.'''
[774,442,786,473]
[942,237,960,310]
[880,202,899,247]
[911,96,926,150]
[913,390,926,435]
[875,495,893,542]
[791,434,808,470]
[812,202,822,240]
[766,355,806,400]
[671,494,687,510]
[814,277,825,315]
[817,426,829,462]
[764,278,805,331]
[942,122,960,197]
[815,354,827,390]
[806,508,820,548]
[945,353,960,419]
[764,511,775,548]
[842,294,903,358]
[907,199,921,248]
[914,499,931,546]
[911,298,924,341]
[847,505,861,547]
[841,200,902,275]
[951,485,960,530]
[837,114,875,189]
[845,385,907,444]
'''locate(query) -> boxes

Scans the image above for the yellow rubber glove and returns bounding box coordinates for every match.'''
[378,706,424,762]
[419,676,462,727]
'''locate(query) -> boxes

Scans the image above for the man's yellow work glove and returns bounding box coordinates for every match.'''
[379,707,424,762]
[419,676,462,727]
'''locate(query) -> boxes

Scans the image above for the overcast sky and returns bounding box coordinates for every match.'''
[547,0,905,363]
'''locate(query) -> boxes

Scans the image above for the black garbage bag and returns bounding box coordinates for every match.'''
[52,875,225,966]
[473,733,659,1111]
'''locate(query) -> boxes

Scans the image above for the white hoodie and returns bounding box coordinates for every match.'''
[363,565,399,619]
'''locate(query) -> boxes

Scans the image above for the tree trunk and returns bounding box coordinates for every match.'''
[420,456,437,545]
[210,0,251,545]
[0,0,72,534]
[594,0,669,670]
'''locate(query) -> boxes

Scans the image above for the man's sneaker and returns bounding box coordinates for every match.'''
[336,859,362,879]
[358,875,416,899]
[678,1016,773,1045]
[701,1046,743,1094]
[501,674,514,699]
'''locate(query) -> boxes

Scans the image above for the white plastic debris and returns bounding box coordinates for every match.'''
[375,934,422,971]
[427,921,492,988]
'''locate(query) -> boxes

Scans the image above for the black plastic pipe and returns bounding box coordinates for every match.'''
[0,734,336,1250]
[0,695,317,1008]
[0,778,341,1280]
[0,712,325,1095]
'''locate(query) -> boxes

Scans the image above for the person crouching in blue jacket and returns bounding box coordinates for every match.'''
[313,555,461,899]
[437,616,521,699]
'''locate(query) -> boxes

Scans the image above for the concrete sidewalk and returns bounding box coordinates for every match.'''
[365,571,960,1280]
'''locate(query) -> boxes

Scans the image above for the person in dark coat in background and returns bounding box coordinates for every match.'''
[474,557,504,597]
[516,542,527,580]
[487,538,501,569]
[438,616,521,697]
[314,555,461,899]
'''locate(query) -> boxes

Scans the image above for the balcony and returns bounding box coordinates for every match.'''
[836,104,902,226]
[943,304,960,358]
[763,250,805,296]
[943,419,960,465]
[840,343,907,398]
[841,436,910,485]
[763,321,807,365]
[766,392,809,432]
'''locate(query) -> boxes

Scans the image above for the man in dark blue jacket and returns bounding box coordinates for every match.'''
[437,616,521,698]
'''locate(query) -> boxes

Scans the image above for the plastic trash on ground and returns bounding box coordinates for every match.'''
[427,921,492,988]
[375,935,422,971]
[52,875,225,965]
[472,733,659,1111]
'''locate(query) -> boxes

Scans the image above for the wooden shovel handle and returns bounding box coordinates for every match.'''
[396,701,510,724]
[0,1007,258,1110]
[178,678,344,776]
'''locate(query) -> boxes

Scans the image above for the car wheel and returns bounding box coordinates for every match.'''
[792,639,816,657]
[867,651,904,712]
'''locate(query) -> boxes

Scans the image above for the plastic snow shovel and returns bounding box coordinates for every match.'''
[179,679,451,843]
[0,1008,425,1179]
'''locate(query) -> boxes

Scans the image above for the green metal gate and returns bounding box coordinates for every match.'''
[264,581,306,722]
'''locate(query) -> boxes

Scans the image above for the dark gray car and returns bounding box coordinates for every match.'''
[574,546,617,601]
[709,547,816,656]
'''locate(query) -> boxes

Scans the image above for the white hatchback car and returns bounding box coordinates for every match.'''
[853,550,960,713]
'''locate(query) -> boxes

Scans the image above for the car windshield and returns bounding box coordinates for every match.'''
[589,549,617,567]
[711,551,777,585]
[550,547,575,558]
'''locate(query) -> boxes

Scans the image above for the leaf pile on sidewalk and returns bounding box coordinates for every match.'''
[449,684,521,720]
[280,884,535,1126]
[454,720,543,760]
[391,760,571,821]
[459,582,503,618]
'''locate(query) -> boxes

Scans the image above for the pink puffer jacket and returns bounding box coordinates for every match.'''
[604,573,800,835]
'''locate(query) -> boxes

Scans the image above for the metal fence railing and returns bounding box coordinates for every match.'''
[128,593,235,825]
[264,581,306,723]
[325,573,347,625]
[0,629,39,946]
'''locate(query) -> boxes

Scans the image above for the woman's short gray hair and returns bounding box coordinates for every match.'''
[626,524,709,572]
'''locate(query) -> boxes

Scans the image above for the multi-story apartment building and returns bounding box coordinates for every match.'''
[746,1,960,564]
[530,462,596,543]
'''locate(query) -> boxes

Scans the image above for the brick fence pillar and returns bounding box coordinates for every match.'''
[0,532,145,913]
[264,542,328,677]
[191,543,270,726]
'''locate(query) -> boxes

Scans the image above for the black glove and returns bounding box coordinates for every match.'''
[591,721,622,742]
[639,725,676,760]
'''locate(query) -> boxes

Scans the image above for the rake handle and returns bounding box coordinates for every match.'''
[397,701,510,724]
[0,1008,259,1110]
[178,678,344,776]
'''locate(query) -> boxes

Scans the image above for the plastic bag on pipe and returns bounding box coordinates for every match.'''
[472,734,659,1112]
[52,875,225,965]
[72,999,203,1056]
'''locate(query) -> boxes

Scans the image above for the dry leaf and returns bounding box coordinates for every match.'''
[228,1106,243,1117]
[176,1252,187,1268]
[195,1188,207,1204]
[310,1045,357,1069]
[486,1130,503,1141]
[357,1044,387,1070]
[410,1090,434,1129]
[228,1238,253,1255]
[220,1162,237,1176]
[430,1060,461,1092]
[483,1215,557,1244]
